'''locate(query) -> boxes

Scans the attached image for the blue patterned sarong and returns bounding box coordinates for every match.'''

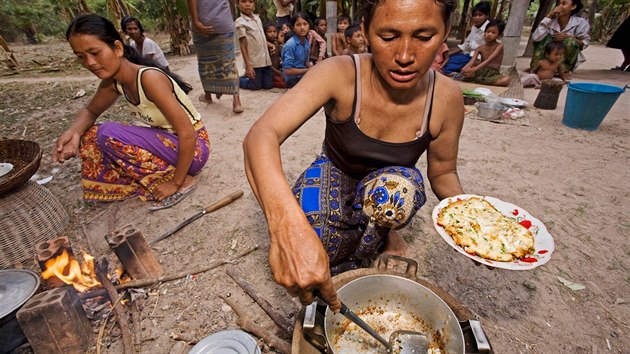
[192,32,239,95]
[292,153,426,274]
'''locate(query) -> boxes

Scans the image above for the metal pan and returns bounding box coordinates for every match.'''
[324,274,464,353]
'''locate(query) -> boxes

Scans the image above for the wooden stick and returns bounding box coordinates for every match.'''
[79,245,259,300]
[169,332,198,344]
[226,267,293,340]
[114,245,258,290]
[218,295,291,354]
[131,300,142,352]
[96,258,133,354]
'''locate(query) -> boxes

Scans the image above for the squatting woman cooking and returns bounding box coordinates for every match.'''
[53,15,209,210]
[243,0,464,311]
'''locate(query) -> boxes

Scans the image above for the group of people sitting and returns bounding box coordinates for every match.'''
[237,9,368,90]
[434,0,590,88]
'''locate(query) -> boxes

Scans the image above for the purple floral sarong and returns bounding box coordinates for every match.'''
[80,121,210,201]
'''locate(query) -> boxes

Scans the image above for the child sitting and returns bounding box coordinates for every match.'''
[444,1,491,74]
[264,23,287,88]
[431,41,450,74]
[341,24,366,55]
[461,19,511,86]
[235,0,273,90]
[282,13,311,88]
[308,17,328,65]
[521,41,567,88]
[332,15,350,56]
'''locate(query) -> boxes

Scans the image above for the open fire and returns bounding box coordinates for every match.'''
[41,249,101,292]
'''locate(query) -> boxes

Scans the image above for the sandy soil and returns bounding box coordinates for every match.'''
[1,34,629,354]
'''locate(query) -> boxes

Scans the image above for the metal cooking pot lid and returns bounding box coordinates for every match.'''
[0,269,40,318]
[188,329,261,354]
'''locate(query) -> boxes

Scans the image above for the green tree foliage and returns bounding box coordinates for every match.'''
[0,0,66,42]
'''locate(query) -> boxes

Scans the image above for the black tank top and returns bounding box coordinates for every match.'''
[323,55,435,180]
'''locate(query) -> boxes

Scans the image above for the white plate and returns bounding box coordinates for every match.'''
[499,98,528,107]
[0,163,13,178]
[431,194,554,270]
[472,88,493,96]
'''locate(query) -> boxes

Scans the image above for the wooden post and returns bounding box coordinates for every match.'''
[501,0,530,66]
[457,0,472,43]
[523,0,555,57]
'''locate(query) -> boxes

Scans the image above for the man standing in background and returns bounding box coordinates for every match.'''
[274,0,294,28]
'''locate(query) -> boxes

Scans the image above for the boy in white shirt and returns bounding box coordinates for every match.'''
[443,1,491,75]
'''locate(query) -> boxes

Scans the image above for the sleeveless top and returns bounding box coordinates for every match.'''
[114,67,201,133]
[323,55,435,180]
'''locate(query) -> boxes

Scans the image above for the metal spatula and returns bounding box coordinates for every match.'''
[314,290,430,353]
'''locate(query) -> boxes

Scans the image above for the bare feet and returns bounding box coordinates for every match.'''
[382,230,408,257]
[198,93,212,104]
[180,174,196,191]
[232,93,244,113]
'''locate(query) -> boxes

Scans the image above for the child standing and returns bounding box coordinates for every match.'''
[444,1,491,74]
[282,13,311,88]
[235,0,273,90]
[121,16,170,70]
[461,19,511,86]
[332,15,350,56]
[264,23,287,88]
[308,17,328,65]
[521,41,567,88]
[340,25,366,55]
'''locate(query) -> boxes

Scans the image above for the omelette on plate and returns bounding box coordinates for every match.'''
[437,197,535,262]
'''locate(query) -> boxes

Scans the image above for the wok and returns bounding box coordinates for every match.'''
[324,274,464,353]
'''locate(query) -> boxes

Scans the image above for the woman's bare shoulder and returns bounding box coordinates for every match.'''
[430,72,464,133]
[434,71,463,103]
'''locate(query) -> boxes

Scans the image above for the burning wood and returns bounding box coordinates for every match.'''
[37,236,101,292]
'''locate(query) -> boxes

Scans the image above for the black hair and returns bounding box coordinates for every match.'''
[545,40,565,54]
[66,14,191,94]
[344,24,362,38]
[120,16,144,35]
[486,19,505,35]
[314,17,327,27]
[263,22,277,33]
[337,14,351,24]
[291,12,312,28]
[472,1,492,16]
[361,0,456,35]
[565,0,584,15]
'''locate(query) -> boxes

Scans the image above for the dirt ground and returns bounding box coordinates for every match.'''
[1,33,629,354]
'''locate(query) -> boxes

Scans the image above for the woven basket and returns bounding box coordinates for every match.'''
[0,139,43,195]
[0,181,68,269]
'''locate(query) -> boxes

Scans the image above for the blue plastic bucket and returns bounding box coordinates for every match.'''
[562,82,626,130]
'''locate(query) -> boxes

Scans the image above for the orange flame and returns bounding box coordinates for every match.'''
[41,249,101,292]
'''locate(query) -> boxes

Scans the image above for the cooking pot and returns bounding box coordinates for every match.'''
[292,255,491,353]
[475,102,507,120]
[325,274,463,353]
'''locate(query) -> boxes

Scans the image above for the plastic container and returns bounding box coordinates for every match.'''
[562,82,627,130]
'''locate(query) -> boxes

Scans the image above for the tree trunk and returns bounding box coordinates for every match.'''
[457,0,472,43]
[502,0,530,66]
[491,0,499,19]
[164,0,192,56]
[523,0,554,57]
[497,0,508,20]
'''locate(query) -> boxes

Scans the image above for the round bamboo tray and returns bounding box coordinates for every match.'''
[0,139,42,195]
